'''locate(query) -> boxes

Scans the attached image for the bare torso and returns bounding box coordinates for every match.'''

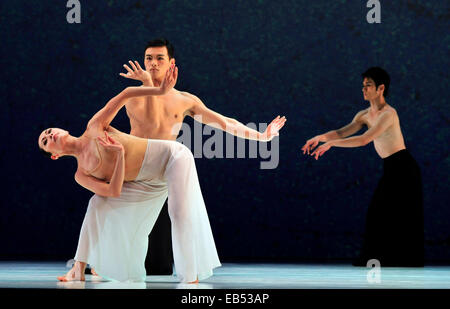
[125,88,194,140]
[77,126,148,182]
[360,104,406,158]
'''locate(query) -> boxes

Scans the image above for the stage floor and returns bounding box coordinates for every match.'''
[0,262,449,289]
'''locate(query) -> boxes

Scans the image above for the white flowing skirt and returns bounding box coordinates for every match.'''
[74,139,221,282]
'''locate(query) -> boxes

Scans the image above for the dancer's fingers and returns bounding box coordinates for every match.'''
[168,66,175,83]
[304,143,310,155]
[314,149,320,160]
[105,132,118,144]
[134,61,143,71]
[123,64,133,74]
[129,60,138,71]
[107,134,117,144]
[97,137,107,146]
[173,66,178,80]
[165,66,171,78]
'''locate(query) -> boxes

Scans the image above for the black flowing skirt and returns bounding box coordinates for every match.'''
[359,149,424,267]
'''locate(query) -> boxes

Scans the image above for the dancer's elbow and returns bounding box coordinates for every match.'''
[109,187,122,198]
[360,136,371,146]
[120,87,132,99]
[101,184,122,198]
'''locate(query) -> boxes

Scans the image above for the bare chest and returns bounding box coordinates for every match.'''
[364,110,380,128]
[126,95,189,137]
[79,139,117,181]
[132,97,184,120]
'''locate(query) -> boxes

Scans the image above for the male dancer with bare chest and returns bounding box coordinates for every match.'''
[302,67,424,267]
[120,38,286,274]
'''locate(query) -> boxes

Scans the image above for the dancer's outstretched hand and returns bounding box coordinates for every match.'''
[120,60,153,85]
[262,116,287,141]
[97,132,124,153]
[301,136,322,155]
[310,142,332,160]
[160,64,178,94]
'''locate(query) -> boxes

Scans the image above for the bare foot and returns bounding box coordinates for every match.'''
[57,262,86,282]
[91,268,98,276]
[188,277,199,284]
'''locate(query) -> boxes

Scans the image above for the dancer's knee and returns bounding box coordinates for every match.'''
[169,144,195,171]
[177,144,195,163]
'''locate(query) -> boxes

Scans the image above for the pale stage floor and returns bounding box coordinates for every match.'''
[0,261,449,289]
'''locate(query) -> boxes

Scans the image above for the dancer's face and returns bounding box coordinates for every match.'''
[144,46,175,80]
[362,77,384,101]
[38,128,69,159]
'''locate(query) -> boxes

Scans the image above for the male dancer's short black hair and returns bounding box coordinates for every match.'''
[145,38,174,59]
[362,67,390,97]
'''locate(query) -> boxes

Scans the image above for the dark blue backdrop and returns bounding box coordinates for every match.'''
[0,0,448,262]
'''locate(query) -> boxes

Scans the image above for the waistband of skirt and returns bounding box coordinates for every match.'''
[383,148,409,161]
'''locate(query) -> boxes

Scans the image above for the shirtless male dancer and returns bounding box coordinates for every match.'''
[302,67,424,267]
[119,38,287,274]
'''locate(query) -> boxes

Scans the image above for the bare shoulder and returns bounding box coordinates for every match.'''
[380,105,397,119]
[178,90,201,103]
[385,104,397,114]
[178,91,203,115]
[353,108,369,122]
[84,120,102,136]
[358,107,370,116]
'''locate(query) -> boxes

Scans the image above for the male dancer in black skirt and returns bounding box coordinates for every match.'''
[302,67,424,267]
[120,38,286,275]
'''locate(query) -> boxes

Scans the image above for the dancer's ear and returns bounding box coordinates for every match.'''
[377,84,385,96]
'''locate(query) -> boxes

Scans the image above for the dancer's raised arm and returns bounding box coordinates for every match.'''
[89,64,178,130]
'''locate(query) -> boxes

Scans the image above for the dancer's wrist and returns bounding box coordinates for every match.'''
[318,134,327,142]
[142,78,153,86]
